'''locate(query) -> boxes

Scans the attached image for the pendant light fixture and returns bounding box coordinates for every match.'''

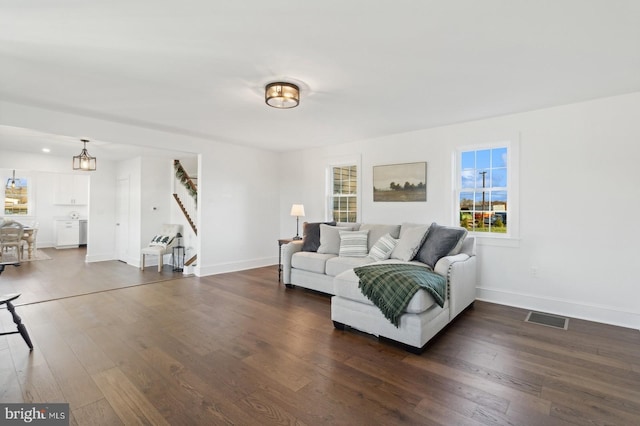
[265,82,300,109]
[5,170,17,189]
[72,139,97,171]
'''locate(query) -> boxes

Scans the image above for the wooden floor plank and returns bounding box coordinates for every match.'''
[25,322,104,408]
[137,346,260,425]
[414,397,485,426]
[71,398,124,426]
[0,360,23,402]
[2,249,639,425]
[92,367,170,425]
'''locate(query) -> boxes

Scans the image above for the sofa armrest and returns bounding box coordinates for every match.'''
[435,253,477,320]
[282,241,303,284]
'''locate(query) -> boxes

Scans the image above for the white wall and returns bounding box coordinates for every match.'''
[140,157,174,266]
[196,144,280,276]
[85,158,118,262]
[279,91,640,330]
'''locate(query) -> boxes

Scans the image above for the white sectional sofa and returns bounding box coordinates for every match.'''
[281,222,477,353]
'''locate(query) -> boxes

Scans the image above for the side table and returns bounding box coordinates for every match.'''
[278,238,295,282]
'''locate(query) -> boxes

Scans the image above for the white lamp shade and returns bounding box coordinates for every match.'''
[290,204,305,217]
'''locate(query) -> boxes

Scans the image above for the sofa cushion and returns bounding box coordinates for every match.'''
[338,230,369,257]
[291,252,336,274]
[391,225,429,261]
[358,224,401,251]
[333,266,438,314]
[399,222,432,236]
[301,221,336,252]
[368,233,398,262]
[326,256,373,277]
[415,223,468,269]
[318,224,356,255]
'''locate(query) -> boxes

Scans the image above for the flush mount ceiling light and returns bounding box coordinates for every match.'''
[72,139,97,171]
[265,82,300,109]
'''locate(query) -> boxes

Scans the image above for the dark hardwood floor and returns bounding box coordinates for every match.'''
[2,247,183,305]
[1,253,639,425]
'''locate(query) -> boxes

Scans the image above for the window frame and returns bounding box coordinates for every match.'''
[3,174,33,217]
[326,157,361,223]
[454,140,519,245]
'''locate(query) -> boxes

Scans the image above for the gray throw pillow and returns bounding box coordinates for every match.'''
[416,223,468,268]
[390,225,430,261]
[317,224,353,255]
[301,221,336,252]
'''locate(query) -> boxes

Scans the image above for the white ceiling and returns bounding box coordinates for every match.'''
[1,1,640,159]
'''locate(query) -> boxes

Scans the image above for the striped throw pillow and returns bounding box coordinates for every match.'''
[368,233,398,261]
[338,230,369,257]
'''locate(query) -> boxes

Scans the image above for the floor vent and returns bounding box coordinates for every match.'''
[525,311,569,330]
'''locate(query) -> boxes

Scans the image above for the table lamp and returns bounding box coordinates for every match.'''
[290,204,305,240]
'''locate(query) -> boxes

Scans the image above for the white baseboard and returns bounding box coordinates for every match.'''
[85,253,116,263]
[477,286,640,331]
[196,256,276,277]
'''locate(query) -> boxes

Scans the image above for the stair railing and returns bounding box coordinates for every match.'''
[173,160,198,235]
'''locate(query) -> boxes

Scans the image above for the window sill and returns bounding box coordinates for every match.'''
[473,234,520,248]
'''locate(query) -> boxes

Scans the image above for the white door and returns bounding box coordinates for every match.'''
[115,177,130,262]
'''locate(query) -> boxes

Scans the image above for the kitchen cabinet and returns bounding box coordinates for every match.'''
[55,220,80,248]
[53,174,89,205]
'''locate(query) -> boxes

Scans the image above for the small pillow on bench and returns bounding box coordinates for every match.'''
[149,235,174,248]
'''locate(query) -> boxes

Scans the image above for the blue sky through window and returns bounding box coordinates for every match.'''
[461,148,507,201]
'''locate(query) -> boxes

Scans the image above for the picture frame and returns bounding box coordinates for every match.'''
[373,162,427,202]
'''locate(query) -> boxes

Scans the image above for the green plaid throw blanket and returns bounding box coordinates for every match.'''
[354,263,446,327]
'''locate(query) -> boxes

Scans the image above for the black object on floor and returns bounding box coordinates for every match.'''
[0,293,34,351]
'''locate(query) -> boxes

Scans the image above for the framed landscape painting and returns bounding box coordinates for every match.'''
[373,162,427,202]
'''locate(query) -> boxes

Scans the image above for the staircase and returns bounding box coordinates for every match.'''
[173,193,197,234]
[173,160,198,266]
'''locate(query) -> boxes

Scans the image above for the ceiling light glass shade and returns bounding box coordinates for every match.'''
[72,139,97,171]
[265,82,300,109]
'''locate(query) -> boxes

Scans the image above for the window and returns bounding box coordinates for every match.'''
[4,177,30,216]
[457,144,511,236]
[329,164,358,222]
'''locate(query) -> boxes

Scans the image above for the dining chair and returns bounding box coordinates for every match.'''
[21,221,39,259]
[0,220,24,260]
